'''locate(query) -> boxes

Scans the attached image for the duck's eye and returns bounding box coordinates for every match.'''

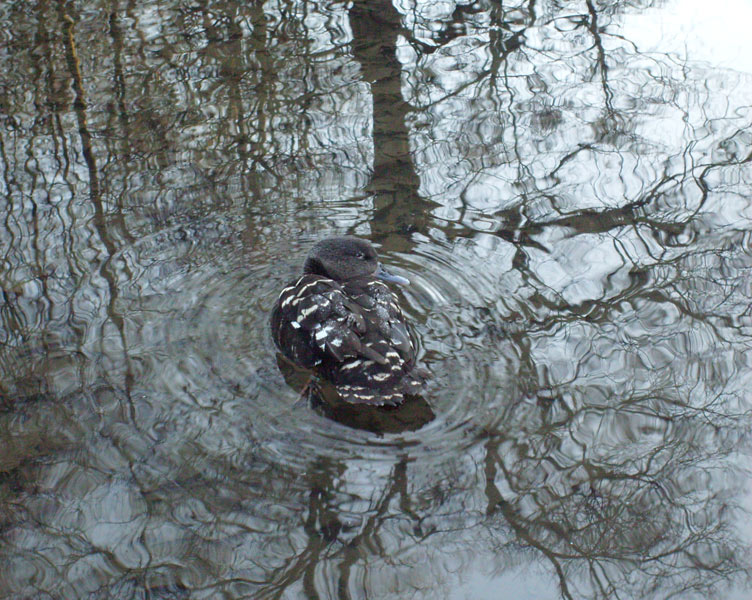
[355,251,366,259]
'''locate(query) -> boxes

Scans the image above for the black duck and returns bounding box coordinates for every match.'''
[271,236,424,406]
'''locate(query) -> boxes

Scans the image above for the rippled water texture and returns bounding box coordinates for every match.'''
[2,1,752,598]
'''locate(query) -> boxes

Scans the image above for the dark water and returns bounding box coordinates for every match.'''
[2,0,752,598]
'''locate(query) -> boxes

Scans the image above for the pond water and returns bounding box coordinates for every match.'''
[2,1,752,599]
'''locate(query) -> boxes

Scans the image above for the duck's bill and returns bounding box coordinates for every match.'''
[375,264,410,285]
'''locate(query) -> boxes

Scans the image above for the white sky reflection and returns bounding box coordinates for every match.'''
[619,0,752,75]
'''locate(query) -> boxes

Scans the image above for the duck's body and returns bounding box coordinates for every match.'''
[271,237,423,406]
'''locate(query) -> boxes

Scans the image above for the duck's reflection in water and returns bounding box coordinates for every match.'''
[276,354,435,433]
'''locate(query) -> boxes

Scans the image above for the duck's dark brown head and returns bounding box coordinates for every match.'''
[303,237,409,285]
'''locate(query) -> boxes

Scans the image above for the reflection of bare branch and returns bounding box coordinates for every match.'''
[584,0,616,121]
[62,13,99,198]
[481,418,745,600]
[259,469,340,599]
[256,456,422,599]
[61,9,137,424]
[485,436,576,600]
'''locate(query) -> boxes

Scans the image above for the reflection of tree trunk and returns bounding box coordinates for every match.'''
[62,11,135,419]
[349,0,434,247]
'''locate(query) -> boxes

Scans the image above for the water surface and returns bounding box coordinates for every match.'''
[2,1,752,598]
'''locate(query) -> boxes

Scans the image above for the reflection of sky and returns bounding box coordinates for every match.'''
[619,0,752,75]
[458,561,560,600]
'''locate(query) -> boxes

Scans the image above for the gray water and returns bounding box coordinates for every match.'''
[2,1,752,599]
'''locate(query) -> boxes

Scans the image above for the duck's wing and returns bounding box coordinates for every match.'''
[332,343,425,407]
[274,275,388,366]
[362,281,414,359]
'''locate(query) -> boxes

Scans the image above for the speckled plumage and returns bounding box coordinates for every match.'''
[271,237,424,406]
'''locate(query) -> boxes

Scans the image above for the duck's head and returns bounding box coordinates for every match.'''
[303,236,409,285]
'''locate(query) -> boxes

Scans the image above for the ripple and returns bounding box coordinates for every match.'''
[116,229,522,474]
[209,234,519,468]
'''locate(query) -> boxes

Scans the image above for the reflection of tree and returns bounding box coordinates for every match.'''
[349,0,437,245]
[472,133,752,598]
[481,386,747,600]
[393,1,752,593]
[258,456,421,599]
[1,0,752,599]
